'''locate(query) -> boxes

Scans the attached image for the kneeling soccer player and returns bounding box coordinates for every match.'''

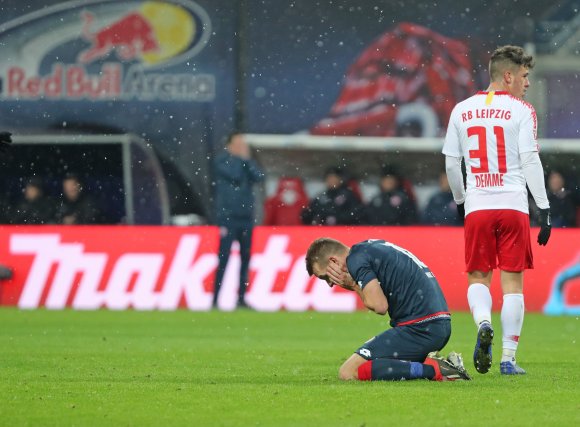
[306,237,470,382]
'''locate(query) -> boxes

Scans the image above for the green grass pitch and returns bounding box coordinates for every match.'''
[1,309,578,426]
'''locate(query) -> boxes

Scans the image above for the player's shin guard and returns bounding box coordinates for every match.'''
[501,293,524,362]
[467,283,492,327]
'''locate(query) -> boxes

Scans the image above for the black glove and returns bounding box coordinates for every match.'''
[537,208,551,246]
[456,203,465,221]
[0,131,12,153]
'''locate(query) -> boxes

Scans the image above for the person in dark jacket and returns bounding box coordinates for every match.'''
[212,133,264,309]
[13,177,56,224]
[367,167,417,225]
[301,167,365,225]
[546,170,577,228]
[422,172,462,226]
[55,173,101,224]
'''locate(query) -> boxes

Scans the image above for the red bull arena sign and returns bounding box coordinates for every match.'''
[0,0,214,101]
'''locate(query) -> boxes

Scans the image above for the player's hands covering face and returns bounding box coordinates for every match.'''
[327,258,357,291]
[326,259,344,287]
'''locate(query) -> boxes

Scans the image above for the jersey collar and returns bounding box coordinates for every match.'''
[477,91,509,95]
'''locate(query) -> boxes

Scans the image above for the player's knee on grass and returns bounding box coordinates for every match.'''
[338,365,357,380]
[338,359,361,380]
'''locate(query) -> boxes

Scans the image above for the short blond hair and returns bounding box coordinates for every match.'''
[305,237,348,276]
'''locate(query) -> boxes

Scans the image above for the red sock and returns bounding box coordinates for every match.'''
[357,360,373,381]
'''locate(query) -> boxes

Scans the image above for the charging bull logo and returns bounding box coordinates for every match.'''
[0,0,214,101]
[77,1,206,67]
[79,11,160,63]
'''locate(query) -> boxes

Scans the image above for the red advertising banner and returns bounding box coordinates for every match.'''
[0,226,220,310]
[1,225,579,313]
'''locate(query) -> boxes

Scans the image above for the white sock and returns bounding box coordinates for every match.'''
[501,293,524,363]
[467,283,492,328]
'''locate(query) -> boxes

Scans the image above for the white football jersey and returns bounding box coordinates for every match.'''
[442,91,538,214]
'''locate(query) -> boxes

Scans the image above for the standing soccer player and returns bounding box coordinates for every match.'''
[442,45,551,375]
[306,237,470,382]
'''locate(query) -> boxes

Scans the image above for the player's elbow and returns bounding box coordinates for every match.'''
[368,300,388,315]
[374,304,388,315]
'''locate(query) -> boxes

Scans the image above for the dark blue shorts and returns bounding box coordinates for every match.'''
[355,319,451,362]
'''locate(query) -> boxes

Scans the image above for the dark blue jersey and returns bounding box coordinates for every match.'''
[346,239,450,327]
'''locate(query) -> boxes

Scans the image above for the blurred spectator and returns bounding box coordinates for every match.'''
[301,166,365,225]
[546,170,577,227]
[366,166,417,225]
[346,176,364,203]
[264,177,309,225]
[12,177,56,224]
[212,133,264,309]
[422,172,462,226]
[55,173,101,224]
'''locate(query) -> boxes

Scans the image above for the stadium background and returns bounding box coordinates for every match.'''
[0,0,579,313]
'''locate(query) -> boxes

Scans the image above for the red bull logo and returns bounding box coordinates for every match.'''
[78,11,160,63]
[0,0,214,101]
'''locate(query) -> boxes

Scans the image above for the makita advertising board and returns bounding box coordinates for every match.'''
[1,226,579,313]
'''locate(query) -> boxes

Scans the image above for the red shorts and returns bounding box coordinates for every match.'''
[464,209,533,272]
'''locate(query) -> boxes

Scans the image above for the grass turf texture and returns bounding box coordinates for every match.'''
[0,309,578,426]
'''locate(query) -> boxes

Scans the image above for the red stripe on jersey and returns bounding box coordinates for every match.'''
[396,311,451,326]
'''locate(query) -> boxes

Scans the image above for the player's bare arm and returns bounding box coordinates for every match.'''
[325,260,387,314]
[326,267,387,315]
[360,279,388,315]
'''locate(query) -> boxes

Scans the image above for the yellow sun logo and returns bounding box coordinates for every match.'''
[140,1,195,65]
